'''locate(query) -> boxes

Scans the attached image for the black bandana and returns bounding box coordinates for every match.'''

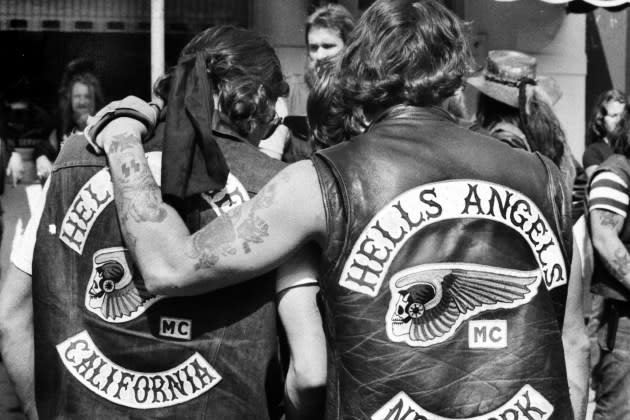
[162,51,230,199]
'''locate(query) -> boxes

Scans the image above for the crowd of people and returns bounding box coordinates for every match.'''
[0,0,629,419]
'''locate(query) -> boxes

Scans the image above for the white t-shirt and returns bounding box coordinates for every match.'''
[11,178,51,275]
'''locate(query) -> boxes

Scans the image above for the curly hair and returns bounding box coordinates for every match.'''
[154,25,289,138]
[305,4,355,45]
[307,56,365,149]
[587,89,628,148]
[336,0,475,120]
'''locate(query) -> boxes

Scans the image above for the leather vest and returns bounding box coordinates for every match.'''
[590,154,630,302]
[32,126,286,419]
[312,106,573,419]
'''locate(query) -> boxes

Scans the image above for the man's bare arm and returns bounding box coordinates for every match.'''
[590,208,630,289]
[562,237,589,420]
[277,244,326,420]
[0,265,38,419]
[101,118,326,296]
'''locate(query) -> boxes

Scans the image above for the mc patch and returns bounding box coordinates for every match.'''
[160,317,192,340]
[371,385,553,419]
[85,247,164,323]
[386,263,539,347]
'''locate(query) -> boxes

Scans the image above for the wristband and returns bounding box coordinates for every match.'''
[84,104,161,154]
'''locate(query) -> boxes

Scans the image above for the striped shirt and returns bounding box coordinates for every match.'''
[588,170,630,219]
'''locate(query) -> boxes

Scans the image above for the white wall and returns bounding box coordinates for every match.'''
[252,0,309,77]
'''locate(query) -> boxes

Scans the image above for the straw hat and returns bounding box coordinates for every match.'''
[467,50,562,108]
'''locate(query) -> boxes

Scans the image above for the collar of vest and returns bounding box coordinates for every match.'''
[368,104,456,129]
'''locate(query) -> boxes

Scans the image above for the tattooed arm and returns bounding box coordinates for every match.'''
[100,118,326,296]
[590,208,630,290]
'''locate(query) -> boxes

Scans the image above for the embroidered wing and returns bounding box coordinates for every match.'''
[100,280,153,320]
[391,264,540,345]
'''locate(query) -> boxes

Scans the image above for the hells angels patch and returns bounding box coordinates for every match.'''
[371,385,553,420]
[59,167,113,255]
[57,330,221,409]
[386,263,540,347]
[85,247,163,323]
[60,151,162,255]
[339,180,567,297]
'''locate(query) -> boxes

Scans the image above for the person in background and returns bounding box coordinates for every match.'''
[581,89,630,402]
[588,127,630,419]
[288,4,354,117]
[583,89,629,179]
[468,50,577,194]
[90,0,585,417]
[34,58,104,181]
[259,4,355,163]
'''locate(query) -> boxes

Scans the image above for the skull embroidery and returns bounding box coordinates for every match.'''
[391,283,438,337]
[85,247,162,323]
[386,263,540,347]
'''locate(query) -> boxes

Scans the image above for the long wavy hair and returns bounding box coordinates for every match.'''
[342,0,473,113]
[307,0,474,143]
[154,25,289,138]
[476,91,566,166]
[307,56,364,148]
[56,59,104,144]
[587,89,629,151]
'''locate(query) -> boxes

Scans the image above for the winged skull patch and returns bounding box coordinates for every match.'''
[386,263,541,347]
[85,247,163,323]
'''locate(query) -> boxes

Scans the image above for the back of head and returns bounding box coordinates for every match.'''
[155,25,288,137]
[337,0,474,118]
[305,4,355,45]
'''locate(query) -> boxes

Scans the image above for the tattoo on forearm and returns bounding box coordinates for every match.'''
[108,132,167,224]
[599,211,623,229]
[605,246,630,281]
[188,179,278,270]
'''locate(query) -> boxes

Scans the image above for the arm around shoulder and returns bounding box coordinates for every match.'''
[122,156,327,296]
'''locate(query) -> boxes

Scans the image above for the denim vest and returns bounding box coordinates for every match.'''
[32,126,286,419]
[312,106,573,419]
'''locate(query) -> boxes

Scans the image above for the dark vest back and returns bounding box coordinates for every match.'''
[312,106,574,419]
[590,154,630,302]
[32,128,286,419]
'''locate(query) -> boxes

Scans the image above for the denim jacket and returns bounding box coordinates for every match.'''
[32,125,286,419]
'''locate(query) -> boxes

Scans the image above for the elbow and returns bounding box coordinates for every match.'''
[140,262,189,296]
[290,358,327,391]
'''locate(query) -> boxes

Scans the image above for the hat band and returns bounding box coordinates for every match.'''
[484,72,536,88]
